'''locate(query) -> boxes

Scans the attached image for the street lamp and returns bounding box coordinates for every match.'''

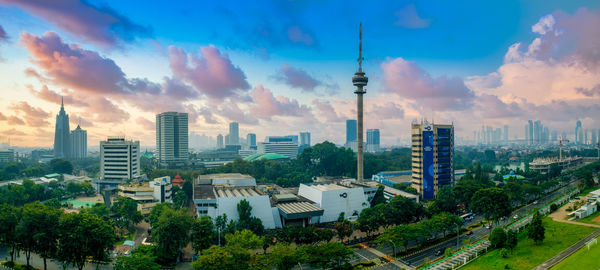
[388,240,397,259]
[456,224,460,249]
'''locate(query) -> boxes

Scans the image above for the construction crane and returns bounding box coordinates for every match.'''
[559,136,570,161]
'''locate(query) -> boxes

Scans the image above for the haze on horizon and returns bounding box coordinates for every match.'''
[0,0,599,147]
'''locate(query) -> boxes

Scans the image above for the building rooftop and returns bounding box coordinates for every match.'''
[310,183,348,191]
[214,186,262,198]
[277,201,324,219]
[193,185,215,200]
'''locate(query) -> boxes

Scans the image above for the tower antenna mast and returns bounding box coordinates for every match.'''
[352,22,368,183]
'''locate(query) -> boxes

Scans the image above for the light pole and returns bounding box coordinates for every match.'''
[456,224,460,249]
[388,240,396,259]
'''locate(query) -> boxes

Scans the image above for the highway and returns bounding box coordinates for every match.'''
[358,180,578,268]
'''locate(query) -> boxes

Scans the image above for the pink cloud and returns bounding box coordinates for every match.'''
[272,64,321,92]
[394,4,431,29]
[312,99,342,122]
[370,102,405,119]
[575,84,600,97]
[0,25,7,41]
[7,116,25,125]
[381,57,475,110]
[136,117,154,131]
[250,85,308,119]
[168,45,250,100]
[28,85,89,107]
[287,25,315,46]
[9,101,50,127]
[218,102,258,125]
[474,94,523,119]
[1,0,152,47]
[0,128,27,136]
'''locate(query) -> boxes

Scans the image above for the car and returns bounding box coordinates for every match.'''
[466,230,473,235]
[574,196,581,200]
[435,249,443,256]
[513,214,519,219]
[533,201,538,204]
[485,224,491,229]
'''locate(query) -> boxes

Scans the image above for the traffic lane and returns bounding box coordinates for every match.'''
[403,227,488,266]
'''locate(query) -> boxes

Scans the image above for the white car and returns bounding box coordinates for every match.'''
[513,214,519,219]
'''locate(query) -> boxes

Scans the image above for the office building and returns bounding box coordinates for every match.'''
[503,125,509,143]
[54,98,71,158]
[528,120,534,145]
[576,120,583,145]
[411,120,454,199]
[300,132,311,146]
[247,133,257,150]
[258,136,299,158]
[0,149,14,162]
[228,122,239,145]
[100,137,140,182]
[117,184,155,214]
[346,119,357,145]
[70,125,87,159]
[156,112,188,165]
[193,174,278,229]
[216,134,224,149]
[366,129,380,153]
[152,176,173,204]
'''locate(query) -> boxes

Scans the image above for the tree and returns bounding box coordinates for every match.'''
[527,211,545,244]
[269,242,302,270]
[153,207,194,265]
[505,230,518,253]
[49,158,73,174]
[489,228,507,248]
[16,203,62,270]
[301,242,355,269]
[370,185,387,207]
[444,247,453,258]
[235,199,264,235]
[335,219,353,242]
[470,187,511,224]
[81,203,110,222]
[43,198,61,209]
[0,203,20,265]
[357,205,384,237]
[383,195,421,225]
[66,182,83,196]
[114,251,161,270]
[173,189,187,209]
[452,179,486,209]
[148,202,172,227]
[111,196,143,230]
[192,216,216,253]
[431,186,458,214]
[57,212,115,270]
[192,245,237,270]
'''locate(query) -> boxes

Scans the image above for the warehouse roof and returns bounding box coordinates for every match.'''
[277,202,324,219]
[214,186,262,198]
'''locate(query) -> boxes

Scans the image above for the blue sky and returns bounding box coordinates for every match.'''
[1,0,599,147]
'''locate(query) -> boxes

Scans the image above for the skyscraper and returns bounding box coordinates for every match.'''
[229,122,239,145]
[346,119,357,145]
[156,112,189,165]
[100,137,140,182]
[528,120,534,145]
[503,125,509,143]
[216,134,224,149]
[70,125,87,159]
[411,120,454,199]
[576,120,582,144]
[366,129,380,153]
[247,133,257,150]
[300,132,311,146]
[54,97,71,158]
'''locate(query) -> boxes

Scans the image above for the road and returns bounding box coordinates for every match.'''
[357,181,578,268]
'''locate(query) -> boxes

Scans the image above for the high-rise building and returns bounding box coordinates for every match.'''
[100,137,140,182]
[503,125,509,143]
[591,130,597,146]
[229,122,239,145]
[300,132,311,146]
[258,136,299,158]
[54,97,71,158]
[528,120,534,145]
[70,125,87,159]
[346,119,357,145]
[366,129,380,152]
[156,112,189,165]
[576,120,582,144]
[411,120,454,199]
[246,133,257,150]
[217,134,224,149]
[0,149,14,162]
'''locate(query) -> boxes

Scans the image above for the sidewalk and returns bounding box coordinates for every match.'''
[364,247,414,270]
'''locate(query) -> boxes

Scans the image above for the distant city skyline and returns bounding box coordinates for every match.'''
[1,1,600,147]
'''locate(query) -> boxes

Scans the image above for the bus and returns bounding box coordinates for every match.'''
[460,212,474,221]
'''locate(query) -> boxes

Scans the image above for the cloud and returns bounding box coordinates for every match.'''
[381,57,475,110]
[272,64,322,92]
[28,85,89,107]
[136,117,154,130]
[0,25,7,41]
[163,77,198,100]
[370,102,405,119]
[168,45,250,100]
[0,128,27,136]
[9,101,50,127]
[0,112,5,120]
[575,84,600,97]
[474,94,523,119]
[312,99,342,122]
[7,116,25,125]
[218,102,258,125]
[394,4,431,29]
[287,25,315,46]
[250,85,309,119]
[1,0,152,47]
[69,117,93,128]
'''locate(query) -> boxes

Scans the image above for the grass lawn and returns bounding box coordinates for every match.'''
[578,211,600,225]
[579,186,600,196]
[115,231,135,245]
[461,217,596,270]
[552,240,600,270]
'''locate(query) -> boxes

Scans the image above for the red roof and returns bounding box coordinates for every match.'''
[172,174,184,185]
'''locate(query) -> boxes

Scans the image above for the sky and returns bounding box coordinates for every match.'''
[1,0,599,147]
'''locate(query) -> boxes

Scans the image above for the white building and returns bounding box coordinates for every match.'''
[70,125,87,158]
[297,180,376,223]
[100,137,140,182]
[152,176,173,203]
[117,184,155,214]
[0,149,14,162]
[156,112,189,165]
[193,174,279,229]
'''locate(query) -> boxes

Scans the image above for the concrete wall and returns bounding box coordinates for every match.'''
[298,184,369,223]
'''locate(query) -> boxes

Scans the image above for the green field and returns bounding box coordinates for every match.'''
[579,186,600,196]
[461,218,596,270]
[62,199,96,208]
[552,240,600,270]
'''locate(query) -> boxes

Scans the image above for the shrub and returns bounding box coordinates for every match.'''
[500,248,509,258]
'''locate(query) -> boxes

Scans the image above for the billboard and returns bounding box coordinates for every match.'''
[422,130,434,199]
